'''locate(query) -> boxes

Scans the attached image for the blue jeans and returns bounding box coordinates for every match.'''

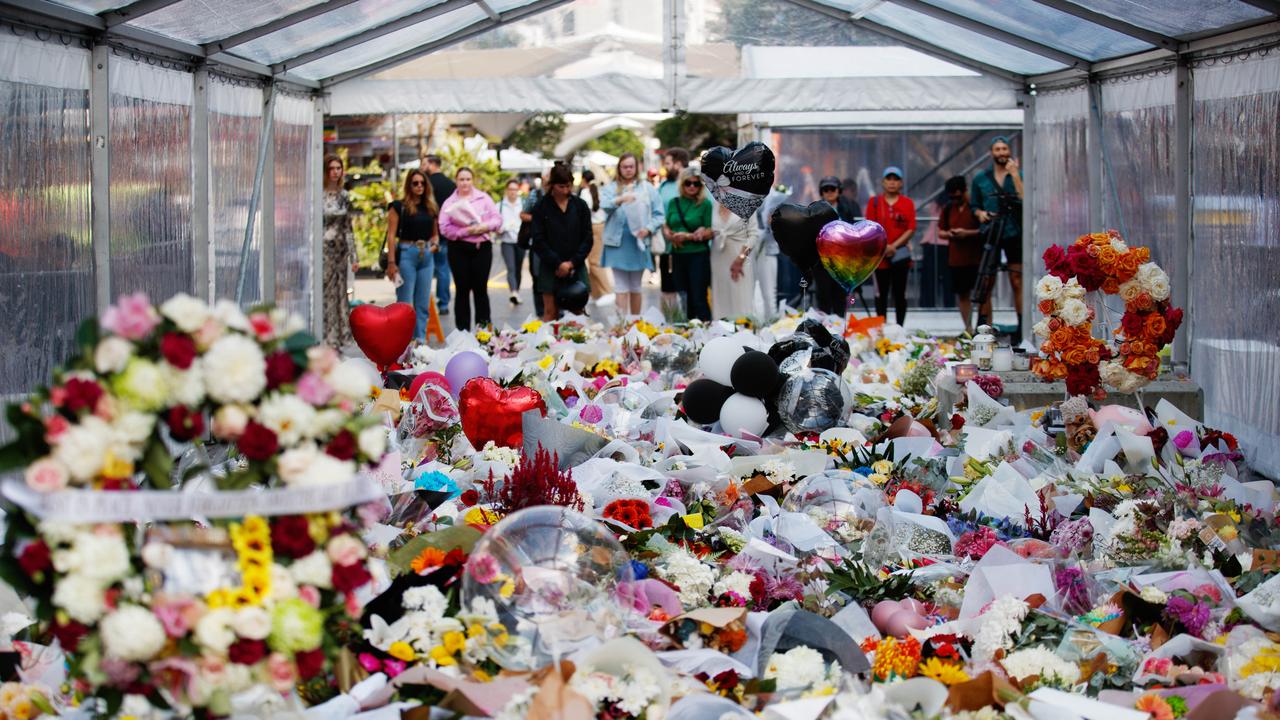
[432,243,451,310]
[395,243,434,340]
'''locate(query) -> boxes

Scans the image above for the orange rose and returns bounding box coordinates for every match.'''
[1064,347,1090,365]
[1050,329,1072,348]
[1134,247,1150,263]
[1038,299,1055,315]
[1135,292,1153,311]
[1096,246,1119,267]
[1144,315,1167,339]
[1102,277,1121,294]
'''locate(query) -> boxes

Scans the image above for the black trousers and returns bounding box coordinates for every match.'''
[812,269,848,316]
[673,251,711,321]
[447,240,492,330]
[875,260,910,326]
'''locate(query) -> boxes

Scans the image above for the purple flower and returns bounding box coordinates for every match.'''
[1049,517,1094,556]
[1054,566,1091,614]
[296,372,334,405]
[1164,594,1211,637]
[579,404,604,424]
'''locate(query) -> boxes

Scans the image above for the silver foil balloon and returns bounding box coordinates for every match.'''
[776,368,852,434]
[646,333,697,374]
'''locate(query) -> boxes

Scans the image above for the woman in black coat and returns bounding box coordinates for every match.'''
[530,164,593,319]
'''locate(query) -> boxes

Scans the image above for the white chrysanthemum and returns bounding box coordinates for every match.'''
[970,595,1029,661]
[327,360,374,401]
[110,411,156,462]
[358,426,387,461]
[203,334,266,404]
[160,293,210,333]
[276,443,317,485]
[1035,274,1064,301]
[713,571,755,600]
[100,605,167,662]
[94,336,134,374]
[1002,645,1081,686]
[112,357,169,412]
[164,362,206,407]
[211,299,250,332]
[296,453,355,487]
[194,608,237,654]
[289,551,333,589]
[1058,298,1089,326]
[53,574,106,623]
[52,532,130,584]
[257,393,317,447]
[764,646,833,690]
[657,549,716,607]
[404,585,450,616]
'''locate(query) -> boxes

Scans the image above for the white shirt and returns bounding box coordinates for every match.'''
[579,186,606,225]
[498,196,523,244]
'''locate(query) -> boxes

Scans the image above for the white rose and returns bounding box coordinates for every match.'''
[53,417,111,481]
[1062,278,1086,299]
[276,444,318,485]
[165,362,206,407]
[194,608,237,654]
[94,337,134,374]
[203,335,267,404]
[109,412,155,462]
[57,533,131,584]
[140,542,173,569]
[269,564,299,601]
[232,606,272,640]
[1034,274,1063,301]
[288,551,333,589]
[326,360,374,401]
[212,405,250,440]
[101,605,166,662]
[1032,319,1052,339]
[303,454,355,487]
[1118,278,1143,303]
[326,534,368,566]
[258,393,317,447]
[212,299,250,332]
[53,574,106,623]
[160,293,211,333]
[358,426,387,460]
[1058,298,1089,326]
[311,409,347,438]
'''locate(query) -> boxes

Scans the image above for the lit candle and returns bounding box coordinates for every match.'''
[954,363,978,383]
[993,347,1013,372]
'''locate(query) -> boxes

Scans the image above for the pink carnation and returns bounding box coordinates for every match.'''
[296,372,334,406]
[101,292,160,340]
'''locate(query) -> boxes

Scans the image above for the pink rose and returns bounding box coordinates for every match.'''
[306,346,340,375]
[24,458,69,493]
[193,317,223,349]
[44,415,70,444]
[101,292,160,341]
[296,373,334,406]
[249,313,275,341]
[297,585,321,608]
[326,535,367,566]
[153,596,197,637]
[266,652,297,692]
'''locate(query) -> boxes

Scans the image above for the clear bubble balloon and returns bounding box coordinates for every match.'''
[646,333,698,375]
[776,368,853,434]
[594,384,653,437]
[461,506,634,670]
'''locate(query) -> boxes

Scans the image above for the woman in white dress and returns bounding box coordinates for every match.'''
[710,200,761,320]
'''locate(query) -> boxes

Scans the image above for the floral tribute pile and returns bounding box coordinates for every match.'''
[0,277,1275,720]
[1033,231,1183,396]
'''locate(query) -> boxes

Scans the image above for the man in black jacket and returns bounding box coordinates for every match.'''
[424,154,455,315]
[812,176,861,315]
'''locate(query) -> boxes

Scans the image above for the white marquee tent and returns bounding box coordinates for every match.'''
[0,0,1278,473]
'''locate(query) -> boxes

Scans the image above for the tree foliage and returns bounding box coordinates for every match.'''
[503,113,567,158]
[654,113,738,155]
[437,136,512,200]
[584,128,646,159]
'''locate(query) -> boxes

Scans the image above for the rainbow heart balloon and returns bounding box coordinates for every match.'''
[817,220,887,292]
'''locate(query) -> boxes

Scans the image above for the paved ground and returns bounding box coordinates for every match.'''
[353,251,1017,342]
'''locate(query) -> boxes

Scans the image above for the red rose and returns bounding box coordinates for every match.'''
[166,405,205,442]
[332,562,372,593]
[1121,311,1145,339]
[265,351,298,390]
[17,540,51,578]
[325,430,357,461]
[748,574,767,605]
[51,620,89,653]
[1042,245,1068,275]
[459,489,479,507]
[160,332,198,370]
[295,649,325,679]
[237,421,279,462]
[61,378,104,414]
[270,515,315,559]
[228,638,268,665]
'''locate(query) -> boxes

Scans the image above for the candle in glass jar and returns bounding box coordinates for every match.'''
[954,363,978,383]
[993,347,1014,372]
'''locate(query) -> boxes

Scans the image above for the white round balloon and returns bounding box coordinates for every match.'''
[719,393,769,438]
[699,336,750,385]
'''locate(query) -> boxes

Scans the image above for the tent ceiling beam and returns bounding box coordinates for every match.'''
[1024,0,1181,51]
[781,0,1026,84]
[270,0,476,75]
[0,0,320,89]
[101,0,184,28]
[203,0,365,54]
[473,0,502,22]
[882,0,1089,68]
[319,0,573,87]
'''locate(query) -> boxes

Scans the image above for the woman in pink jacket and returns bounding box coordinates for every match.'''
[438,167,502,330]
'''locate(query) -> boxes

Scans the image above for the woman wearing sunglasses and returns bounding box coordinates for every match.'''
[384,169,439,342]
[662,167,714,322]
[601,153,664,317]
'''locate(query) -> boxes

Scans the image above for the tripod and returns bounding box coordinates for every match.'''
[969,211,1008,334]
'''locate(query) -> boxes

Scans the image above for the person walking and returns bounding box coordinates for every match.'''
[438,167,501,331]
[864,166,916,327]
[321,154,357,348]
[937,175,987,334]
[601,153,664,318]
[663,167,714,322]
[497,178,525,307]
[814,176,861,315]
[970,136,1025,334]
[754,184,789,320]
[710,193,761,320]
[656,148,691,311]
[578,169,612,299]
[424,154,455,316]
[531,164,593,320]
[384,169,439,342]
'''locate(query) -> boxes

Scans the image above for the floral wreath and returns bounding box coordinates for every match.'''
[1032,231,1183,397]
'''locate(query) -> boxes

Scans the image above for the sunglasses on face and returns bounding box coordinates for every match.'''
[683,180,702,188]
[410,180,425,187]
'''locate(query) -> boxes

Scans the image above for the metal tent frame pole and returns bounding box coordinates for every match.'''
[236,84,276,305]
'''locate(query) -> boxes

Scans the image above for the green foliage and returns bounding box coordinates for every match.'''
[437,136,512,201]
[826,560,925,605]
[584,128,645,160]
[654,113,738,155]
[504,113,566,158]
[345,156,393,269]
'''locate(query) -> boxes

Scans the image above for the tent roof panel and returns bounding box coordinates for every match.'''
[46,0,130,12]
[1063,0,1271,37]
[862,2,1070,74]
[228,0,453,66]
[740,45,979,78]
[917,0,1153,61]
[126,0,321,45]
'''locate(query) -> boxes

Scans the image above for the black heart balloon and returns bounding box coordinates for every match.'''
[770,201,837,272]
[699,142,776,219]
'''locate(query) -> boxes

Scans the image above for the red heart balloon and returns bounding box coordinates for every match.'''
[458,377,547,449]
[349,303,415,368]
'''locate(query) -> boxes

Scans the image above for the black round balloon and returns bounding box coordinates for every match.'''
[681,378,735,425]
[729,350,781,399]
[796,318,834,347]
[771,201,837,271]
[767,334,817,366]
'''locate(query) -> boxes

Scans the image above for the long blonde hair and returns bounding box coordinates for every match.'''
[401,169,439,217]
